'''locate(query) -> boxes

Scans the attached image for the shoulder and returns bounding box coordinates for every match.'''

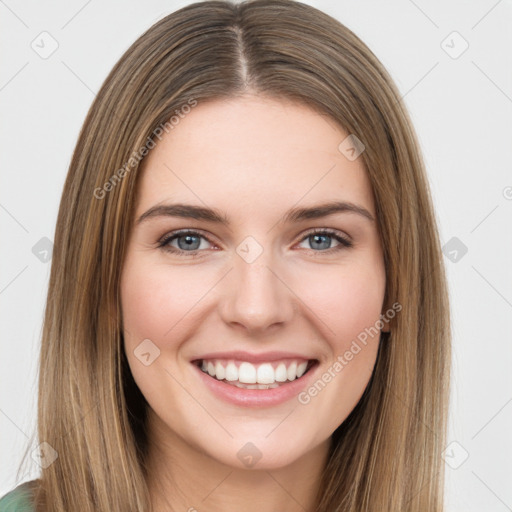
[0,480,38,512]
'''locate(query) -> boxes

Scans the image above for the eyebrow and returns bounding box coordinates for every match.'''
[136,200,375,226]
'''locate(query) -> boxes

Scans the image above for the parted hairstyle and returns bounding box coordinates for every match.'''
[14,1,451,510]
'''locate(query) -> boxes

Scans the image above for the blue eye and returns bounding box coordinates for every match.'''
[298,229,353,252]
[158,230,212,255]
[157,228,352,256]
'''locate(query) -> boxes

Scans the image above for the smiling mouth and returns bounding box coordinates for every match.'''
[192,358,319,389]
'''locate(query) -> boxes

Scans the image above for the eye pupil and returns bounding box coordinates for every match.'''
[310,234,331,250]
[178,234,200,250]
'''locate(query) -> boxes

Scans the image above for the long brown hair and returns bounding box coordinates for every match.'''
[15,0,451,510]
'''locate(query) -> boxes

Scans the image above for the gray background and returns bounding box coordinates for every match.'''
[1,0,511,510]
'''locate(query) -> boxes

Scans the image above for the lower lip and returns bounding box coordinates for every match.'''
[192,361,319,408]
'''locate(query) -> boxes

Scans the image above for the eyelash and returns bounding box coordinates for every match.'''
[157,228,353,258]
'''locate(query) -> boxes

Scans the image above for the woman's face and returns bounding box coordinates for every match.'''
[120,95,387,470]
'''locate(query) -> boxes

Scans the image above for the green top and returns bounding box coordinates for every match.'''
[0,481,35,511]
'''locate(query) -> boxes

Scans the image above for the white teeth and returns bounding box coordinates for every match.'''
[231,381,280,390]
[197,358,314,385]
[225,362,238,381]
[215,361,225,380]
[258,383,278,389]
[287,361,297,381]
[275,363,288,382]
[238,362,257,383]
[296,361,308,378]
[256,363,275,384]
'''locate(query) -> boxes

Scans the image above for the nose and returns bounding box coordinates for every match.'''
[218,247,296,335]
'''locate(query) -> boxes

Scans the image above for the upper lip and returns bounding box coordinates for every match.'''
[191,350,318,364]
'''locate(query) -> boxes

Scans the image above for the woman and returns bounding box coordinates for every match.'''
[1,0,451,510]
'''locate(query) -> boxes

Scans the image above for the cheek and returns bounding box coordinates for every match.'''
[331,273,384,345]
[121,261,211,343]
[295,258,385,347]
[291,259,385,423]
[120,261,210,406]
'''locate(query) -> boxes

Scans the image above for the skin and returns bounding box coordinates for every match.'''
[120,95,388,512]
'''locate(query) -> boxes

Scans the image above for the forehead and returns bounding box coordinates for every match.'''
[135,96,375,222]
